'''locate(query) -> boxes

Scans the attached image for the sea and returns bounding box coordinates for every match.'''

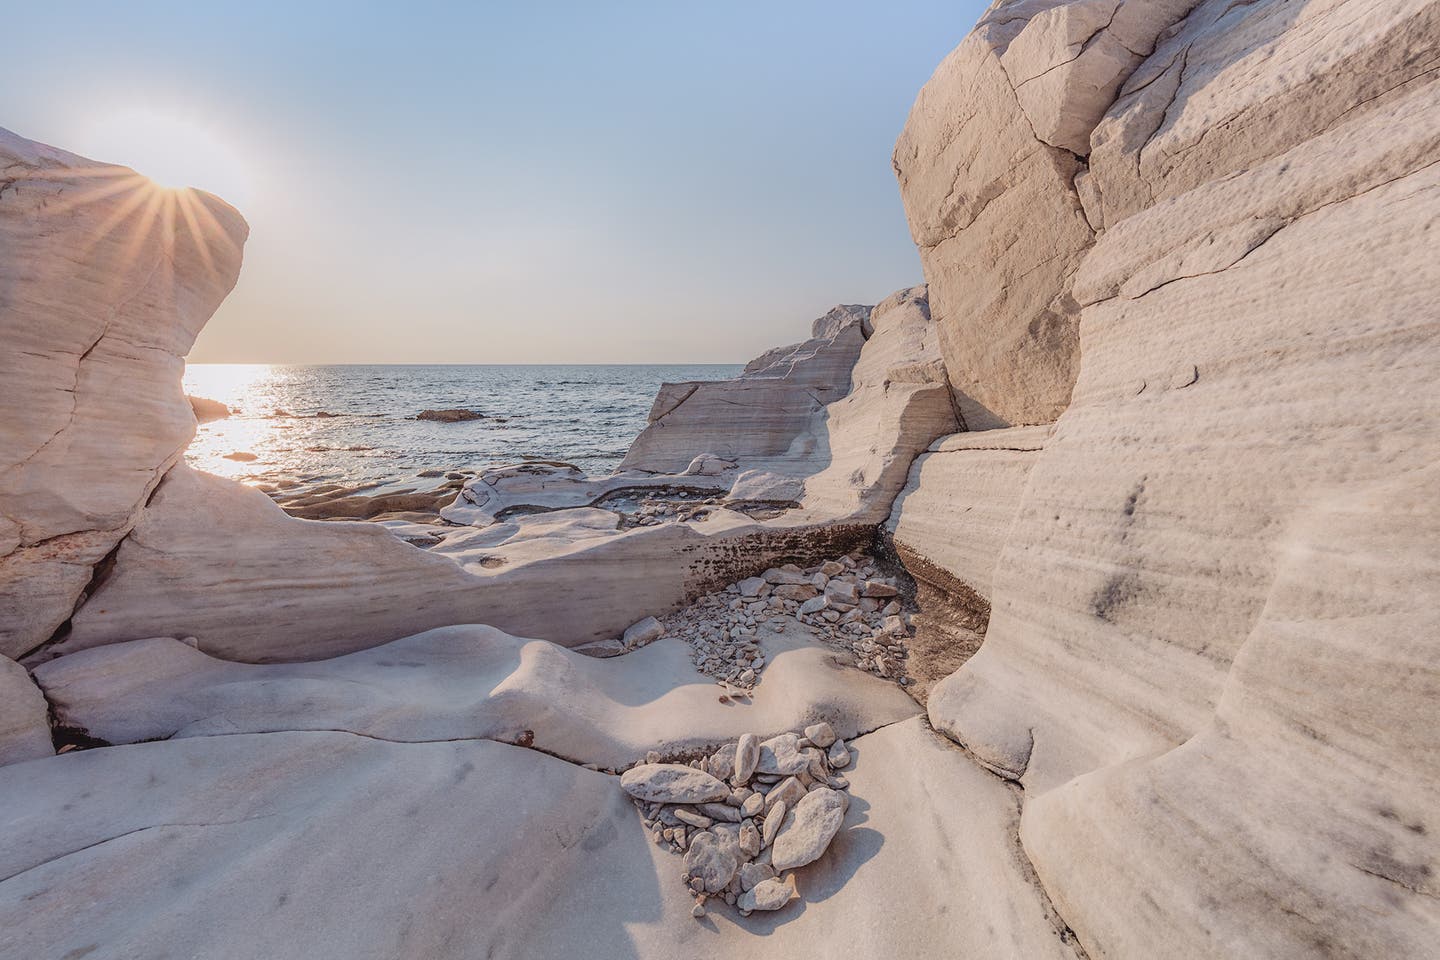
[182,363,743,495]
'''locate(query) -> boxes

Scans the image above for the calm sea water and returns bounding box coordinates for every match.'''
[182,364,743,494]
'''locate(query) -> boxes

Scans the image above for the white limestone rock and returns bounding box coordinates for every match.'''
[621,616,665,649]
[789,286,959,523]
[438,460,727,527]
[622,764,730,805]
[46,464,874,663]
[885,425,1051,696]
[33,623,920,771]
[771,787,847,872]
[893,2,1196,427]
[0,127,247,658]
[737,874,797,914]
[683,831,739,894]
[0,718,1073,958]
[619,305,868,475]
[0,656,52,766]
[921,1,1440,954]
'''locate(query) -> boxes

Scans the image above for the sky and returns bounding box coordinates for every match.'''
[4,2,986,364]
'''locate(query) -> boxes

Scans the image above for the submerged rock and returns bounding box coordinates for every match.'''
[413,408,485,422]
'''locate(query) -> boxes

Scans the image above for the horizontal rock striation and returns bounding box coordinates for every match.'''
[0,128,247,659]
[619,305,869,475]
[909,0,1440,955]
[884,424,1051,700]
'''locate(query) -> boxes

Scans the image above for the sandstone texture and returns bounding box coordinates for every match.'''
[0,128,247,658]
[886,425,1051,698]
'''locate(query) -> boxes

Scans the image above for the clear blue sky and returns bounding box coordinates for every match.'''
[4,2,985,363]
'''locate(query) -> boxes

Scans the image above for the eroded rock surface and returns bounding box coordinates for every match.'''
[0,656,52,766]
[620,305,869,475]
[34,622,919,770]
[893,0,1198,428]
[913,0,1440,955]
[0,128,247,658]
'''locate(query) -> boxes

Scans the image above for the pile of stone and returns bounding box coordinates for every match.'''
[649,552,914,691]
[621,722,853,918]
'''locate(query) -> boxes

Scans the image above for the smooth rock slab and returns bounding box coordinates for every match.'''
[35,622,920,771]
[0,717,1076,959]
[621,764,729,804]
[771,787,847,872]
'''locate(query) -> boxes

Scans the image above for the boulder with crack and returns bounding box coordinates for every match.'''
[0,127,247,658]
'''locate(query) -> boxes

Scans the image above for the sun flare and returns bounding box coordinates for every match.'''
[80,108,254,207]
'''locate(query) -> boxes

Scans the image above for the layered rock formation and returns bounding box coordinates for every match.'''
[894,0,1200,428]
[40,286,951,664]
[3,0,1437,955]
[897,0,1440,955]
[619,304,870,474]
[0,129,247,658]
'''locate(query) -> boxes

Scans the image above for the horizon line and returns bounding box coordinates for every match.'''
[184,360,750,367]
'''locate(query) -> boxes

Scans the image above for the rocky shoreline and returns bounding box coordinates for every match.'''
[2,1,1437,958]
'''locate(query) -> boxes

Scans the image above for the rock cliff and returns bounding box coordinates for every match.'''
[895,0,1440,955]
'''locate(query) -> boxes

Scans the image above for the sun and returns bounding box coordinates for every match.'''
[81,108,254,208]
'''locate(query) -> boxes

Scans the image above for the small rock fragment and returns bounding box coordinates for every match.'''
[696,802,742,823]
[827,739,850,769]
[804,722,836,749]
[738,861,775,891]
[771,787,846,872]
[684,832,739,894]
[765,776,807,812]
[739,820,761,857]
[797,596,828,616]
[622,616,665,649]
[738,874,798,914]
[737,577,767,597]
[761,800,786,848]
[621,764,730,804]
[674,808,713,829]
[755,733,809,776]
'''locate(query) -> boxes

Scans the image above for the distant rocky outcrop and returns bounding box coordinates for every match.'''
[413,408,485,422]
[187,394,230,423]
[41,286,953,665]
[619,304,871,474]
